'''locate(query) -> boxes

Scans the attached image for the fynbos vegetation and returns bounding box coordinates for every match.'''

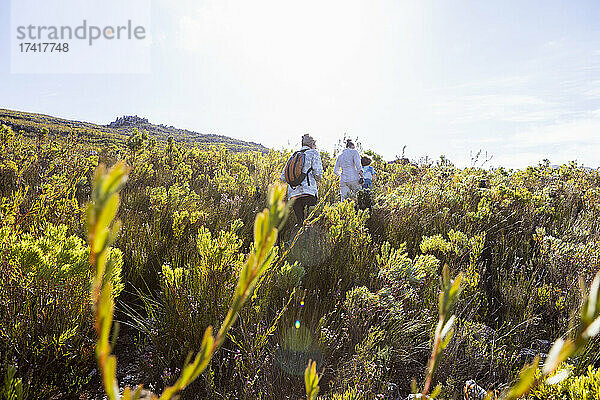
[1,122,600,399]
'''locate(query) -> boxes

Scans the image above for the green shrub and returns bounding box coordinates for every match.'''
[0,224,123,397]
[142,220,245,370]
[530,365,600,399]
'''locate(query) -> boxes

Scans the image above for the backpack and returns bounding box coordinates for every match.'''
[284,149,313,188]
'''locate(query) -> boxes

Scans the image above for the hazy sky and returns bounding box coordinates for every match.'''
[2,0,600,167]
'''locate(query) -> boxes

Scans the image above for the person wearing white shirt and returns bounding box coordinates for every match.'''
[280,134,323,223]
[333,139,364,201]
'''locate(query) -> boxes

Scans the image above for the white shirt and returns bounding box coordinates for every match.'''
[334,148,363,182]
[280,146,323,199]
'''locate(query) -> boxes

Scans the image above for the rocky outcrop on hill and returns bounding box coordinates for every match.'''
[108,115,149,128]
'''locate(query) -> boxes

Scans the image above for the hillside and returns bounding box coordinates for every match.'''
[0,108,268,152]
[2,121,600,398]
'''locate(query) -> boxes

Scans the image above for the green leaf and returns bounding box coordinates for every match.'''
[93,227,109,254]
[505,357,539,399]
[304,359,320,400]
[101,161,129,198]
[442,264,450,286]
[430,383,442,398]
[448,273,464,302]
[99,283,114,346]
[440,328,454,350]
[585,272,600,323]
[111,321,120,349]
[441,315,455,340]
[109,220,122,245]
[582,316,600,339]
[191,326,214,380]
[86,203,95,232]
[545,368,571,385]
[92,164,106,199]
[543,338,574,375]
[96,251,108,284]
[97,193,120,231]
[254,211,266,248]
[103,355,119,400]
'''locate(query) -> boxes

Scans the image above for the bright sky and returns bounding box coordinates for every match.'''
[1,0,600,168]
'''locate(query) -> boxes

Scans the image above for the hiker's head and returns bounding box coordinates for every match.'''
[302,134,316,149]
[361,156,372,166]
[346,139,355,149]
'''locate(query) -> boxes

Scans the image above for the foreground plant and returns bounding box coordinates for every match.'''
[408,266,463,399]
[501,271,600,400]
[305,359,320,400]
[88,162,130,399]
[88,162,288,400]
[421,266,464,397]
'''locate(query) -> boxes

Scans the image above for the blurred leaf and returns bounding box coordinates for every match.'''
[440,328,454,350]
[441,315,455,340]
[191,326,214,380]
[505,357,539,399]
[582,316,600,339]
[430,383,442,398]
[543,338,574,375]
[102,355,119,400]
[97,193,119,231]
[448,273,464,302]
[545,368,571,385]
[93,227,109,254]
[100,161,129,197]
[98,283,114,347]
[411,378,418,394]
[304,359,320,400]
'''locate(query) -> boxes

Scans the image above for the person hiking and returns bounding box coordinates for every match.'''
[334,139,364,201]
[281,134,323,224]
[361,156,375,189]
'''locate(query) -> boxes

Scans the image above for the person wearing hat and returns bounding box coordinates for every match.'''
[334,139,364,201]
[280,134,324,224]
